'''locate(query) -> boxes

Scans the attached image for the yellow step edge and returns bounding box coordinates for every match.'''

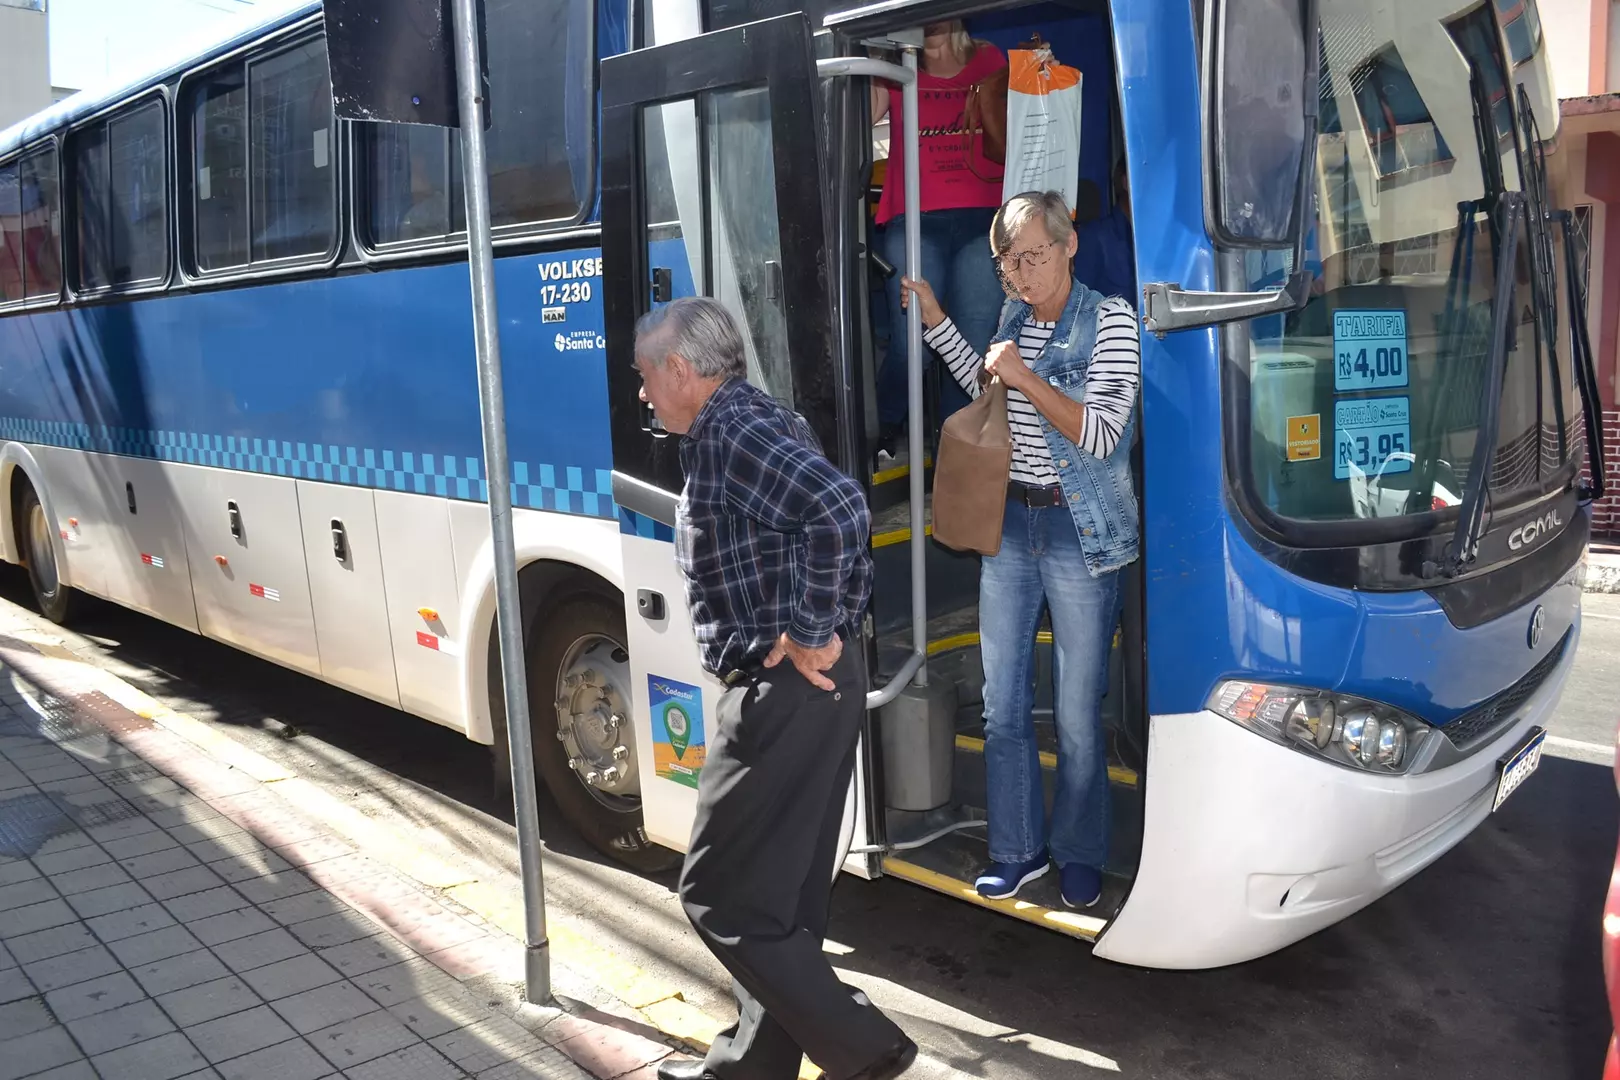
[925,630,1053,657]
[880,855,1105,940]
[953,734,1138,789]
[872,457,932,486]
[872,524,931,549]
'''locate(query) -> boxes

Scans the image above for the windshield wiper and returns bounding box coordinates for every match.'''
[1447,192,1527,576]
[1558,207,1608,503]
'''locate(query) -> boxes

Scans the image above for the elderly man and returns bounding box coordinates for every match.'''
[634,297,915,1080]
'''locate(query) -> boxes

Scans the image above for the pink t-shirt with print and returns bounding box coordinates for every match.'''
[876,43,1008,226]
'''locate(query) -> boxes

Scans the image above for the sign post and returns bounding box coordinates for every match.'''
[323,0,550,1005]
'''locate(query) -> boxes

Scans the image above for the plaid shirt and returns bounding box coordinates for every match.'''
[676,377,872,676]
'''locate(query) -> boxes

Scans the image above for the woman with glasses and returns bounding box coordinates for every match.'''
[902,189,1141,909]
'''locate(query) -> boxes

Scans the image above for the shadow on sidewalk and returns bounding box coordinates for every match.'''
[0,630,678,1080]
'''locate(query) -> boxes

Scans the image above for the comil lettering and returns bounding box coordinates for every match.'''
[1508,509,1563,551]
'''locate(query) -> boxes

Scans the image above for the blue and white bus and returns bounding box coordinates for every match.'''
[0,0,1600,969]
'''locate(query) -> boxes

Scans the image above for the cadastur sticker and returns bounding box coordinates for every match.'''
[649,675,705,789]
[1286,414,1321,462]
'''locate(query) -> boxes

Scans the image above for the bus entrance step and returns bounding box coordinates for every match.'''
[878,820,1126,940]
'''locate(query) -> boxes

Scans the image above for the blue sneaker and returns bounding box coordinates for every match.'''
[1059,863,1103,909]
[975,854,1049,900]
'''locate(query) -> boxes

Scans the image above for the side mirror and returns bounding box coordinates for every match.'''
[1207,0,1316,247]
[1142,0,1320,335]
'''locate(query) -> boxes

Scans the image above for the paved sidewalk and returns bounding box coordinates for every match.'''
[1588,546,1620,592]
[0,624,681,1080]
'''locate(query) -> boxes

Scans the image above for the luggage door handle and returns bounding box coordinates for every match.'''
[331,519,348,563]
[227,501,243,541]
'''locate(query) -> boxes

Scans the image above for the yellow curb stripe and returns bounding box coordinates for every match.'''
[263,775,477,890]
[641,998,729,1054]
[147,709,297,784]
[880,855,1106,940]
[547,922,686,1012]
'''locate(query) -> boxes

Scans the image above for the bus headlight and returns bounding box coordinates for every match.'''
[1208,682,1431,774]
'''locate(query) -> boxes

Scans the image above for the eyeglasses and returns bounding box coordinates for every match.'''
[996,240,1060,274]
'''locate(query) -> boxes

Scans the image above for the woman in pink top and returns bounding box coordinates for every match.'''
[871,22,1009,448]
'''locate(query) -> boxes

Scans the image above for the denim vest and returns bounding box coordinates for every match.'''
[991,279,1142,576]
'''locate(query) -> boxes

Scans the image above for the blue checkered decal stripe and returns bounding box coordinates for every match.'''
[618,507,675,541]
[0,417,617,519]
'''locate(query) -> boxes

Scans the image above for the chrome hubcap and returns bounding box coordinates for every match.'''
[27,503,57,598]
[555,635,638,807]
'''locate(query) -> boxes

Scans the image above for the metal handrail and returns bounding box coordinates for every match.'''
[816,54,929,709]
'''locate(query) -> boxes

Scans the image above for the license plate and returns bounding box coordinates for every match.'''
[1492,727,1546,812]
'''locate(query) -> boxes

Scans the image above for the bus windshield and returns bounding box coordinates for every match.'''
[1234,0,1577,531]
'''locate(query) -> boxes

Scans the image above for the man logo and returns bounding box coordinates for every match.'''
[1528,605,1545,649]
[1507,509,1562,552]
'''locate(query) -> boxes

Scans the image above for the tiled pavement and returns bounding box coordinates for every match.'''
[0,629,680,1080]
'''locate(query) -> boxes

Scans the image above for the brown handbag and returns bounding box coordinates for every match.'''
[931,376,1012,556]
[963,67,1008,181]
[964,69,1008,159]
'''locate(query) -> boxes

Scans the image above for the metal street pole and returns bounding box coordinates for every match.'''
[448,0,549,1005]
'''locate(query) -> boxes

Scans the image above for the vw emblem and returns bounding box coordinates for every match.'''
[1528,605,1546,649]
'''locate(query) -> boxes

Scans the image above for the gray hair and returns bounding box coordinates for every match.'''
[634,296,748,380]
[991,190,1076,256]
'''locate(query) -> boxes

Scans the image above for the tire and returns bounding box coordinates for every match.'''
[18,483,71,625]
[526,592,679,873]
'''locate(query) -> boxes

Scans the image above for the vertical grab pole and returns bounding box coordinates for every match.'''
[901,45,928,688]
[449,0,550,1004]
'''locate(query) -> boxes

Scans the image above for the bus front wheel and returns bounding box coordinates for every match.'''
[526,592,679,873]
[17,483,71,625]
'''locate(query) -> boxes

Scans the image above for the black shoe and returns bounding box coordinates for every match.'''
[846,1037,919,1080]
[656,1059,719,1080]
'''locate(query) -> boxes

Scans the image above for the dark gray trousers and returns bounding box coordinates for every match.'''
[678,648,904,1080]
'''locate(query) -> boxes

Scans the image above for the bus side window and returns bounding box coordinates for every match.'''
[72,100,168,292]
[357,0,591,249]
[20,147,62,301]
[186,35,337,273]
[248,39,336,263]
[0,161,21,303]
[0,146,60,306]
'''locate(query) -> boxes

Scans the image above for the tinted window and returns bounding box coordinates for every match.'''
[482,0,591,226]
[0,164,20,302]
[75,102,168,290]
[250,39,335,261]
[360,0,590,246]
[366,124,464,246]
[190,36,335,271]
[193,66,248,270]
[20,149,62,300]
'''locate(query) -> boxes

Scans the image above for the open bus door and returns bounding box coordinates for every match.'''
[599,12,882,868]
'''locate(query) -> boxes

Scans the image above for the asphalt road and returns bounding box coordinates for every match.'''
[2,569,1615,1080]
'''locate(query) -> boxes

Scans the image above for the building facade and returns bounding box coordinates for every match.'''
[0,0,51,133]
[1545,0,1620,537]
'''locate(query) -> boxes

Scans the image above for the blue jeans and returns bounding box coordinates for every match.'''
[980,500,1122,869]
[876,207,1004,429]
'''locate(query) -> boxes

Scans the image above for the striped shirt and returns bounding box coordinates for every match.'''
[923,297,1141,486]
